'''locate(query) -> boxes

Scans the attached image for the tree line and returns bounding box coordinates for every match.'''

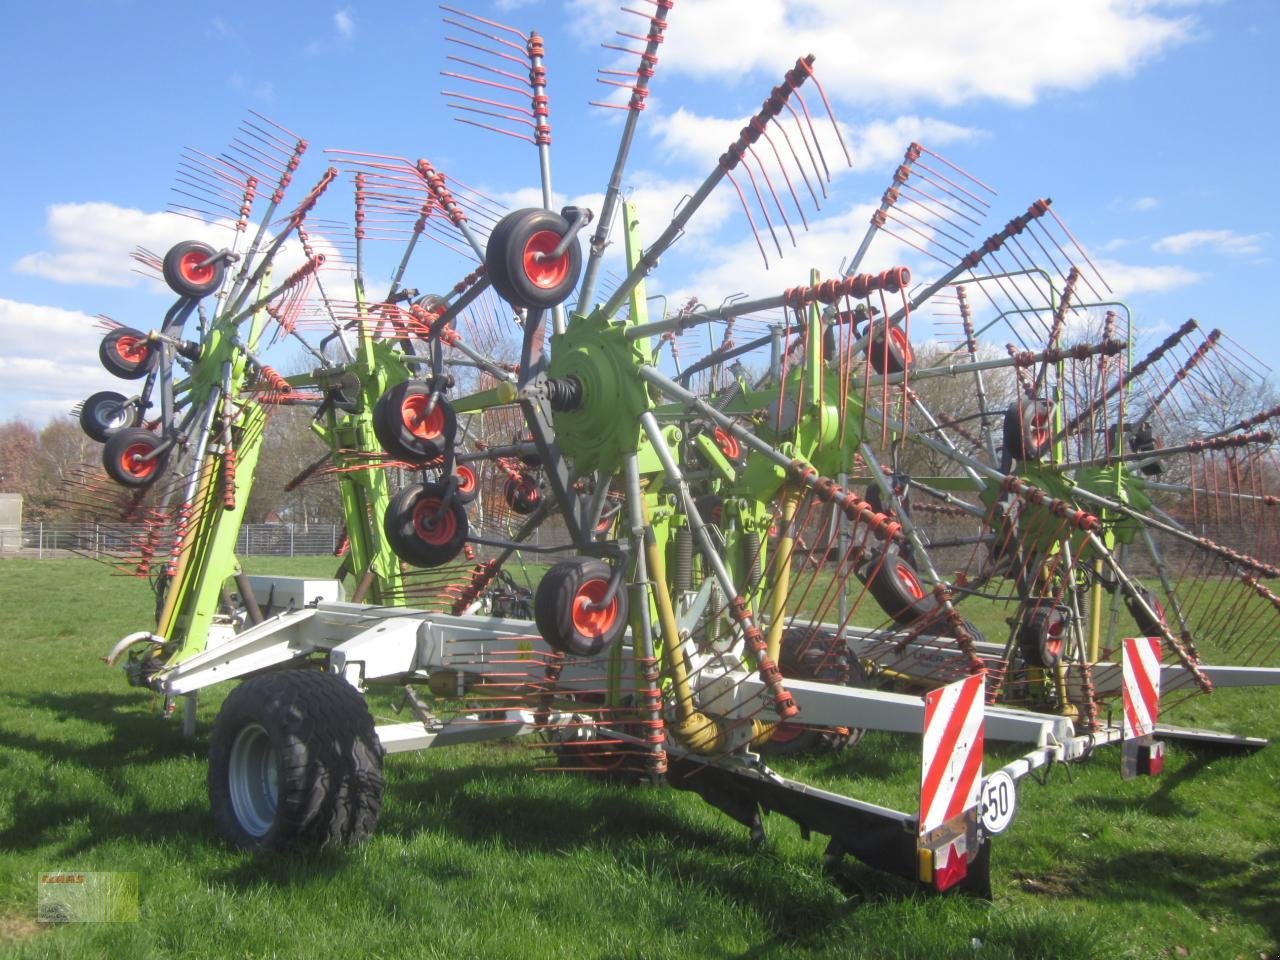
[0,408,341,526]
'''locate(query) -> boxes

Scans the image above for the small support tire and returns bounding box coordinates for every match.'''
[102,428,167,487]
[384,481,469,568]
[534,558,628,658]
[163,240,225,299]
[484,208,583,310]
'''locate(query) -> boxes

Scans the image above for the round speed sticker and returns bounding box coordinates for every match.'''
[979,770,1017,835]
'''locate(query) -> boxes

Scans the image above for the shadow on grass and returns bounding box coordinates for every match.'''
[0,690,201,771]
[0,690,208,854]
[1079,751,1216,819]
[1017,848,1280,947]
[381,761,929,947]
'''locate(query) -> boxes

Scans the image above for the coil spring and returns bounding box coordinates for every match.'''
[713,378,742,412]
[743,530,762,594]
[673,527,693,592]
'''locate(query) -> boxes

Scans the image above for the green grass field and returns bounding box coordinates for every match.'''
[1,557,1277,959]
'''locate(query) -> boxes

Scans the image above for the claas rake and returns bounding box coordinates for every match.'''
[63,1,1280,898]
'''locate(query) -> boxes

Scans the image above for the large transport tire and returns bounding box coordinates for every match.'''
[484,208,583,311]
[162,240,226,299]
[373,381,457,463]
[862,543,940,624]
[102,427,167,487]
[99,326,156,380]
[208,670,384,851]
[761,627,867,757]
[79,390,135,443]
[534,557,628,658]
[383,481,469,568]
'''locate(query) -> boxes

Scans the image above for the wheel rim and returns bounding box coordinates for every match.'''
[593,505,616,534]
[699,497,723,525]
[411,496,456,544]
[713,427,740,460]
[1043,617,1064,660]
[769,723,808,744]
[522,230,570,290]
[91,398,128,431]
[889,327,913,365]
[895,561,925,601]
[507,475,539,509]
[179,249,215,286]
[1149,592,1166,627]
[571,578,618,637]
[401,394,445,441]
[114,335,148,364]
[456,466,476,494]
[120,442,158,479]
[1028,409,1051,449]
[228,723,279,839]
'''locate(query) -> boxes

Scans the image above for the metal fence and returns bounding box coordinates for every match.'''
[0,523,346,559]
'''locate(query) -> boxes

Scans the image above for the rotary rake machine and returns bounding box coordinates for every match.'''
[70,1,1280,897]
[64,111,544,677]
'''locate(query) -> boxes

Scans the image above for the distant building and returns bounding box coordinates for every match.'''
[0,493,21,552]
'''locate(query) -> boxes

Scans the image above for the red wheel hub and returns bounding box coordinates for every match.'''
[889,327,913,365]
[571,578,618,636]
[507,474,539,503]
[1028,410,1051,449]
[179,249,215,285]
[401,394,445,441]
[1044,617,1064,659]
[713,427,741,460]
[770,724,804,744]
[522,230,570,290]
[456,465,476,493]
[411,497,456,545]
[115,335,148,364]
[120,442,158,479]
[895,562,925,600]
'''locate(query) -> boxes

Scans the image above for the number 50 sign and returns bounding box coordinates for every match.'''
[979,769,1017,835]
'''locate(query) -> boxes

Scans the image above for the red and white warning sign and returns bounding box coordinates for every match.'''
[1122,636,1162,739]
[919,672,985,836]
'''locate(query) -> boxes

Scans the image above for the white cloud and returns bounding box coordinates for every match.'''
[1130,196,1160,211]
[1095,258,1203,295]
[1152,228,1267,257]
[669,200,920,308]
[651,108,981,179]
[568,0,1197,107]
[492,173,735,249]
[334,8,354,38]
[12,201,346,293]
[13,203,232,288]
[0,300,120,424]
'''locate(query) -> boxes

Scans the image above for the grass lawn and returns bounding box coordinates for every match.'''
[1,557,1277,959]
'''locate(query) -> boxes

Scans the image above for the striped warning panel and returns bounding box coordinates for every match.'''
[919,672,985,836]
[1123,636,1162,739]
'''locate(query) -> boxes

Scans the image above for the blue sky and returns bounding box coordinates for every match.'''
[1,0,1276,422]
